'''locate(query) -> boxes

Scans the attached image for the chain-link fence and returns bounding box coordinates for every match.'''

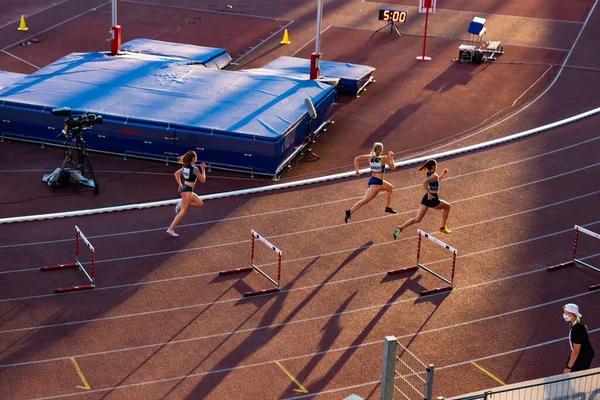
[381,336,435,400]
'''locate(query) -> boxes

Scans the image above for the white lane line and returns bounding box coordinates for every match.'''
[290,25,333,57]
[0,1,112,53]
[0,0,73,30]
[233,21,295,65]
[17,298,600,398]
[3,159,599,277]
[2,133,599,250]
[0,49,40,69]
[0,186,598,306]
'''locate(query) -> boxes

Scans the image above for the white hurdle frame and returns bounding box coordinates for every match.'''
[219,229,282,296]
[41,225,96,293]
[388,229,457,295]
[548,225,600,291]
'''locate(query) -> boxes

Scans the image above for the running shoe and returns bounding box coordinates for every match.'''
[175,200,181,214]
[166,229,179,238]
[344,210,351,224]
[385,207,397,214]
[393,226,402,240]
[439,226,453,234]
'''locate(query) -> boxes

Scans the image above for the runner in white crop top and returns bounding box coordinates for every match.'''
[345,142,397,223]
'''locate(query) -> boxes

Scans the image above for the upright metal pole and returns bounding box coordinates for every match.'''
[315,0,323,56]
[380,336,397,400]
[310,0,324,79]
[425,364,435,400]
[112,0,117,27]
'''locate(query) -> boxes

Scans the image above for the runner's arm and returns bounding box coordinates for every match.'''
[384,151,396,170]
[439,168,449,181]
[195,163,207,183]
[174,168,183,188]
[354,155,371,174]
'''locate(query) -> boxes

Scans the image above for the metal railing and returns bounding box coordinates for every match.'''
[439,367,600,400]
[381,336,435,400]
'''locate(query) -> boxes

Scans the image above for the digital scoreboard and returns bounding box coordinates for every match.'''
[378,8,408,23]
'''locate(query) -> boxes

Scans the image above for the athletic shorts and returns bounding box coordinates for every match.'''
[180,184,193,193]
[368,176,384,187]
[421,193,441,208]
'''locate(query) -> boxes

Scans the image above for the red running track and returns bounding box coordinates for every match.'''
[1,0,600,399]
[1,114,600,398]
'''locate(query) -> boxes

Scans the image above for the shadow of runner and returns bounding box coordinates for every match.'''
[290,272,425,394]
[182,241,374,398]
[97,283,242,400]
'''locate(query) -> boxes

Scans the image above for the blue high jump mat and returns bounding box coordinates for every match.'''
[254,56,376,96]
[120,38,232,69]
[0,71,26,90]
[0,41,337,177]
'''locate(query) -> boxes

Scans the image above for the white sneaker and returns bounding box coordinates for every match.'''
[166,229,178,238]
[175,200,181,214]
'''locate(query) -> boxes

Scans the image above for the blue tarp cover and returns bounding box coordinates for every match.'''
[256,56,375,95]
[0,47,338,175]
[0,52,334,141]
[0,71,26,91]
[120,38,231,69]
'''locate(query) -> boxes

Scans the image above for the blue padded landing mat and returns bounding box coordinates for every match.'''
[256,56,375,96]
[120,38,231,69]
[0,71,26,91]
[0,51,336,176]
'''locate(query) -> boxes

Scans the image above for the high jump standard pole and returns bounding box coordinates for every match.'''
[310,0,323,79]
[110,0,121,55]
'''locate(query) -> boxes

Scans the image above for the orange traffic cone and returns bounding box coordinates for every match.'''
[280,29,291,45]
[18,15,28,31]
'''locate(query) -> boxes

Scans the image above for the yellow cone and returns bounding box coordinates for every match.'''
[18,15,28,31]
[280,29,291,45]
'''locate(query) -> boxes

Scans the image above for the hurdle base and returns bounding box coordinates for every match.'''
[420,286,453,296]
[547,261,574,271]
[219,266,253,275]
[589,283,600,291]
[55,284,95,293]
[41,263,77,271]
[244,287,280,297]
[387,265,418,275]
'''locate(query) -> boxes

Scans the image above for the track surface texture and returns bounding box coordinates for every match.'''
[0,0,599,399]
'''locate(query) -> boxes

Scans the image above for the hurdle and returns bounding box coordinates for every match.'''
[219,229,282,296]
[388,229,457,296]
[41,225,96,293]
[548,225,600,291]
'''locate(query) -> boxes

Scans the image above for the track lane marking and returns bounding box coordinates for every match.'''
[69,357,91,390]
[471,361,506,386]
[275,361,309,393]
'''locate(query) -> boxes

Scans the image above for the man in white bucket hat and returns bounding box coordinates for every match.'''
[563,303,595,373]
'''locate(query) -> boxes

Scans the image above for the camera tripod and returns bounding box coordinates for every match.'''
[44,129,100,195]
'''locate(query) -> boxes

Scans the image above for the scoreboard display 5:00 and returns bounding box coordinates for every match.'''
[378,8,407,23]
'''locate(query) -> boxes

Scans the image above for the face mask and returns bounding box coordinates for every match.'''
[563,313,571,322]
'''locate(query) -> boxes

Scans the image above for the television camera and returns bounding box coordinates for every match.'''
[42,107,103,194]
[51,106,103,137]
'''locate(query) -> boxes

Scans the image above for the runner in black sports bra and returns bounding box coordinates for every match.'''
[393,159,452,239]
[167,150,206,238]
[345,142,397,223]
